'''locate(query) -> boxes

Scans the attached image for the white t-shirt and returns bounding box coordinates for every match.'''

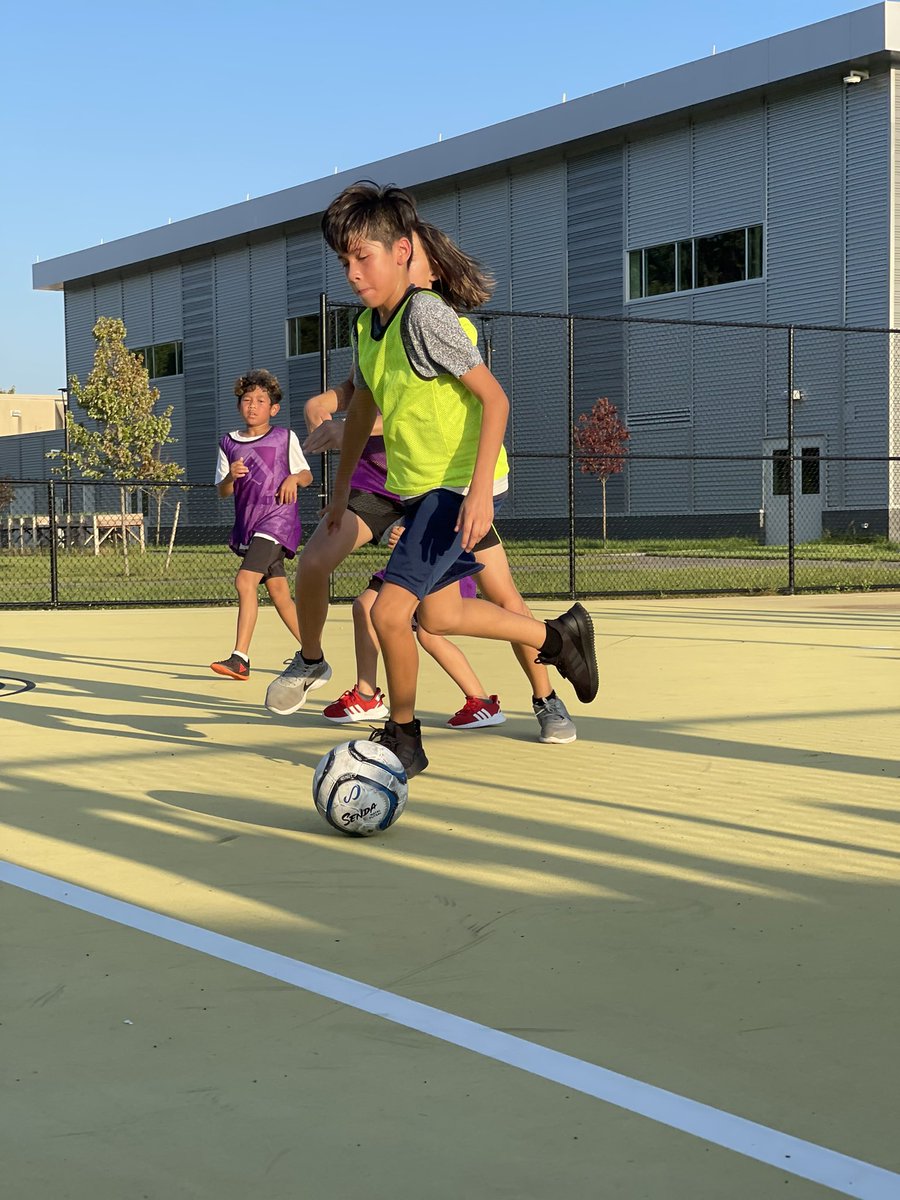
[215,428,310,546]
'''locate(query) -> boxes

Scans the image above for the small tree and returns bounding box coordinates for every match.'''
[0,477,14,513]
[574,397,629,547]
[47,316,184,573]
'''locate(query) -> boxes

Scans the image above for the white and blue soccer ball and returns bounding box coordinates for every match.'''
[313,740,408,837]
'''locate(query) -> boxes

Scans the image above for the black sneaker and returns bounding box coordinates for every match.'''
[369,719,429,779]
[210,653,250,680]
[536,603,598,703]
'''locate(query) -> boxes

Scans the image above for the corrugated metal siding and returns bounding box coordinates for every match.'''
[692,105,765,234]
[510,162,567,495]
[122,275,152,346]
[567,147,623,315]
[460,174,512,309]
[626,126,691,248]
[691,281,766,512]
[64,287,96,387]
[766,86,844,325]
[214,248,251,434]
[568,147,626,519]
[151,264,182,341]
[155,377,186,463]
[93,279,123,321]
[286,228,322,316]
[843,76,891,508]
[846,75,890,327]
[417,189,460,240]
[182,259,216,480]
[0,432,62,481]
[286,228,326,441]
[249,238,289,415]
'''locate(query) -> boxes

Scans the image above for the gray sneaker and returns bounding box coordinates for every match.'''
[533,695,577,744]
[265,652,333,715]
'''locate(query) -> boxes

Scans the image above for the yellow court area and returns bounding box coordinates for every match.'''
[1,595,899,1200]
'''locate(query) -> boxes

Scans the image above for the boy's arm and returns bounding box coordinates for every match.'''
[304,374,354,433]
[322,387,378,532]
[216,445,247,498]
[455,364,509,551]
[276,436,315,504]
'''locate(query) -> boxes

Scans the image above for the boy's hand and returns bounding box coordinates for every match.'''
[322,486,350,534]
[277,476,298,504]
[455,489,493,552]
[304,396,334,433]
[303,419,344,455]
[230,457,249,480]
[386,522,405,550]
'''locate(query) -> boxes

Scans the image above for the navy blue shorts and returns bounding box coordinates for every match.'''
[382,489,504,601]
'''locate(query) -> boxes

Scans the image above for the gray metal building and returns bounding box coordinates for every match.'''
[24,2,900,540]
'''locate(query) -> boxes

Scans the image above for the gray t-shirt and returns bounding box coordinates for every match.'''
[352,289,482,391]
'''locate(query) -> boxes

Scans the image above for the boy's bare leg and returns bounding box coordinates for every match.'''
[295,512,372,659]
[475,543,549,695]
[351,588,381,694]
[417,586,545,646]
[418,585,598,706]
[416,626,487,700]
[265,575,301,642]
[370,582,421,723]
[234,567,264,656]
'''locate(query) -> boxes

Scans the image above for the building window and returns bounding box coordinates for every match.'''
[772,448,791,496]
[287,310,355,357]
[133,341,183,378]
[801,446,821,495]
[627,225,763,300]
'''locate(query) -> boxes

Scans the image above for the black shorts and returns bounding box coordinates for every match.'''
[348,489,405,543]
[472,523,501,553]
[239,535,287,580]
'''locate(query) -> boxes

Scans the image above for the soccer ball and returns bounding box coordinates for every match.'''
[313,740,408,837]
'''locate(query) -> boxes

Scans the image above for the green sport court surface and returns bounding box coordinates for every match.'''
[1,595,899,1200]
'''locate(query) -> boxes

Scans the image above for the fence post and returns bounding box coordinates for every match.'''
[786,325,796,595]
[567,316,576,600]
[318,291,334,603]
[47,479,59,607]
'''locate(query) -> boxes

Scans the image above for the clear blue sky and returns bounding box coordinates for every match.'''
[1,0,860,393]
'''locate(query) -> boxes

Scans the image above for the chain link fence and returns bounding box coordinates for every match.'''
[2,458,899,608]
[2,305,899,607]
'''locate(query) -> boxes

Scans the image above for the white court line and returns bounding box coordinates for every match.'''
[3,859,898,1200]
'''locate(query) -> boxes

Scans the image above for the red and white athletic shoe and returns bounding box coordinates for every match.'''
[447,695,506,729]
[323,686,389,724]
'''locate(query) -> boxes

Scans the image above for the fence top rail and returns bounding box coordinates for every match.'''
[324,298,900,337]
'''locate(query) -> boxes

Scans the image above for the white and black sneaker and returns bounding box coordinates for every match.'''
[265,652,332,715]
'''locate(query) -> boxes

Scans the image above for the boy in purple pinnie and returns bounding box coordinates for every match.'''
[211,370,313,680]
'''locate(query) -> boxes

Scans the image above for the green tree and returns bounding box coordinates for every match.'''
[47,316,184,572]
[0,386,15,393]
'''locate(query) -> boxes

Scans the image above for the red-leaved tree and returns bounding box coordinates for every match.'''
[574,397,629,547]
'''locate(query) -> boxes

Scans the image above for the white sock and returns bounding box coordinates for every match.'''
[232,650,249,663]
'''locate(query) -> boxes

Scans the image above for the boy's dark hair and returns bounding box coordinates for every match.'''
[234,369,282,405]
[415,221,495,311]
[322,181,418,255]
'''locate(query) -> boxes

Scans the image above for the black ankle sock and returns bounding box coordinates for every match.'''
[301,653,323,665]
[533,690,556,705]
[540,624,563,659]
[398,718,420,736]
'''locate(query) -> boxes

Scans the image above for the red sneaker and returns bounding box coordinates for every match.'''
[447,695,505,729]
[323,686,389,723]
